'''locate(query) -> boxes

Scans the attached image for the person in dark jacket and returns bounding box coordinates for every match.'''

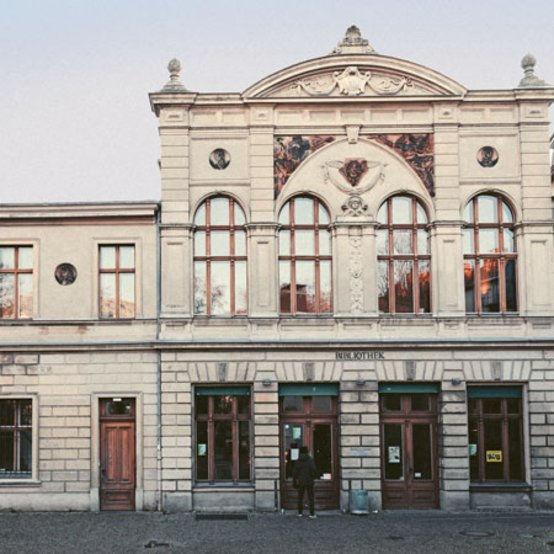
[292,446,318,518]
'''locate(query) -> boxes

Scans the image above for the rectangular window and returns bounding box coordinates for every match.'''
[0,246,33,319]
[194,387,251,483]
[468,387,524,483]
[0,399,33,479]
[99,245,135,319]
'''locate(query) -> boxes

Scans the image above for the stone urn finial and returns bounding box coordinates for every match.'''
[162,57,187,91]
[518,53,548,87]
[333,25,376,55]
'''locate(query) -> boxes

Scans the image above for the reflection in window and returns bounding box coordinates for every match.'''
[377,196,430,314]
[99,245,135,319]
[0,399,32,479]
[468,392,524,483]
[278,196,332,314]
[0,246,33,319]
[463,194,517,313]
[194,389,251,482]
[193,196,247,316]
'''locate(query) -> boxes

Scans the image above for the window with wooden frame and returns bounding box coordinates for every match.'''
[463,194,517,313]
[99,245,136,319]
[0,246,33,319]
[0,399,33,479]
[468,387,524,483]
[377,195,430,314]
[278,196,332,314]
[194,387,251,483]
[193,196,247,316]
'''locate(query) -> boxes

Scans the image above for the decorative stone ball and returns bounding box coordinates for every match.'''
[521,53,536,70]
[167,58,182,75]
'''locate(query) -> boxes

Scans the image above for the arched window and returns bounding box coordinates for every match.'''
[193,196,247,316]
[377,195,431,314]
[278,196,332,314]
[463,194,516,313]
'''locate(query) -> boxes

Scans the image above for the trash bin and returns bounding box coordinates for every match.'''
[349,489,369,515]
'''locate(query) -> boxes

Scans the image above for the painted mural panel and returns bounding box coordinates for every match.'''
[273,134,434,197]
[274,135,336,197]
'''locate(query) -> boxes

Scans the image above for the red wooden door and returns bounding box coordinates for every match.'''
[100,398,136,511]
[380,394,439,509]
[280,396,339,510]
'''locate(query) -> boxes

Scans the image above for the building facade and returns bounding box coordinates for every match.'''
[1,27,554,513]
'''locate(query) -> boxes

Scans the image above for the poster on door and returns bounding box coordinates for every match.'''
[388,446,401,463]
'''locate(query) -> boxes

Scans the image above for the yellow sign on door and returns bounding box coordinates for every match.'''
[486,450,502,462]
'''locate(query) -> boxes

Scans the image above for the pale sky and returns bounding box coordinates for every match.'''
[1,0,553,204]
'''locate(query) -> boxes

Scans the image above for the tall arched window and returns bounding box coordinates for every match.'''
[278,196,332,314]
[463,194,516,313]
[193,196,247,316]
[377,195,431,314]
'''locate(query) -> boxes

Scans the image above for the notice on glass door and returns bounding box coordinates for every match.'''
[388,446,400,463]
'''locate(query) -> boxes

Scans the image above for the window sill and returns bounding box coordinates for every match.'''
[193,483,254,491]
[0,479,41,488]
[470,482,531,493]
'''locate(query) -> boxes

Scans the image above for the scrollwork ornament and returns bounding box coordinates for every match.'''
[349,235,364,314]
[342,195,368,217]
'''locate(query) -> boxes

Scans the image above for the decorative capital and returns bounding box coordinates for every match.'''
[333,25,376,55]
[162,58,187,91]
[518,53,548,88]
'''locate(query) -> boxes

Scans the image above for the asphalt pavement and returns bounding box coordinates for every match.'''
[0,510,553,554]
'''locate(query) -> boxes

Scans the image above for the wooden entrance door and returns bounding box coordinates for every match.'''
[380,394,439,509]
[99,398,136,511]
[280,395,339,510]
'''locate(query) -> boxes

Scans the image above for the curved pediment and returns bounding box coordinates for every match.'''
[243,53,467,99]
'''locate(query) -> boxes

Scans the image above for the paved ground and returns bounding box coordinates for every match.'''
[1,510,553,553]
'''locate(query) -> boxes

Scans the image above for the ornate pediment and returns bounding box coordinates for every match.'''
[265,66,443,98]
[243,53,466,99]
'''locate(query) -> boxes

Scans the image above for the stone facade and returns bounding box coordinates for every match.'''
[1,28,554,512]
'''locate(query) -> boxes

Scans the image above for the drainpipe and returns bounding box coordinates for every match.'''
[155,205,163,512]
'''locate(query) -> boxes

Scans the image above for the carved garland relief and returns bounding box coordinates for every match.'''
[295,66,413,97]
[349,234,364,314]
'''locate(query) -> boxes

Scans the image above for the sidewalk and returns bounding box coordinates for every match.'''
[1,510,553,553]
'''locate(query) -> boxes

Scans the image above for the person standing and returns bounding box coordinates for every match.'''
[293,446,318,518]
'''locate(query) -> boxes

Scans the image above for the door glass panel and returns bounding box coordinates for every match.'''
[508,418,523,480]
[105,399,132,416]
[238,421,250,480]
[313,424,331,480]
[412,424,432,480]
[312,396,331,413]
[384,423,403,480]
[382,394,401,411]
[214,395,232,414]
[196,421,208,480]
[484,419,503,480]
[282,396,303,412]
[284,423,303,479]
[213,421,232,480]
[237,395,250,415]
[468,415,479,481]
[411,395,429,411]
